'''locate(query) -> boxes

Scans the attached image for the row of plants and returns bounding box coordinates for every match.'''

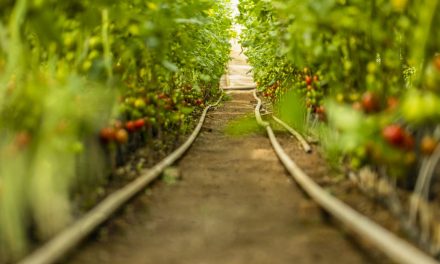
[0,0,232,261]
[238,0,439,255]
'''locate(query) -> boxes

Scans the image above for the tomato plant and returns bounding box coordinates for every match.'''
[238,0,439,189]
[0,0,232,261]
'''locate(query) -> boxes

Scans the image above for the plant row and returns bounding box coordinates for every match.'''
[0,0,232,261]
[238,0,440,254]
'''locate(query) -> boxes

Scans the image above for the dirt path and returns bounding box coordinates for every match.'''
[67,90,374,264]
[221,39,256,89]
[65,41,377,264]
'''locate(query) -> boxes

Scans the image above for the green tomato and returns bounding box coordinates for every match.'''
[89,36,102,49]
[71,142,84,154]
[134,98,146,109]
[82,60,92,72]
[401,90,440,124]
[149,117,157,126]
[423,92,439,119]
[367,62,377,73]
[88,50,100,60]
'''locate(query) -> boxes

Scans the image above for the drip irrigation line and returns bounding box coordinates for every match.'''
[272,115,312,153]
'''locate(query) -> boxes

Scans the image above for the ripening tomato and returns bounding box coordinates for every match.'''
[125,121,136,132]
[196,99,204,106]
[352,101,363,111]
[403,133,414,150]
[100,127,116,142]
[15,131,31,149]
[362,91,380,113]
[387,97,399,111]
[421,136,438,155]
[404,152,417,166]
[115,129,129,144]
[434,55,440,72]
[134,98,146,109]
[315,105,325,114]
[113,120,123,129]
[316,106,326,121]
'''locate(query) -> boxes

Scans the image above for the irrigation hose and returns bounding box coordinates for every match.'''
[272,115,312,153]
[253,90,439,264]
[18,94,224,264]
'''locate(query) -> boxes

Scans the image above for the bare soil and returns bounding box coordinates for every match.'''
[66,91,377,264]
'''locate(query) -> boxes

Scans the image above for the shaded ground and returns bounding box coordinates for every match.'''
[67,91,375,264]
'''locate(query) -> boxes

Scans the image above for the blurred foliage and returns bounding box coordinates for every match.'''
[239,0,439,99]
[274,90,307,134]
[238,0,439,181]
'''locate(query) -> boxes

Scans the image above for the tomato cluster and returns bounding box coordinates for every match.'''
[98,85,209,165]
[300,70,325,120]
[262,81,280,101]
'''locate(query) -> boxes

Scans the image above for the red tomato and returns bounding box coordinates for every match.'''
[362,91,380,113]
[99,127,116,142]
[404,134,414,150]
[316,105,325,114]
[382,124,405,147]
[158,93,167,99]
[125,121,136,132]
[305,75,312,85]
[134,119,145,129]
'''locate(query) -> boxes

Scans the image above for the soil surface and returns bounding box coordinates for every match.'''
[221,39,256,89]
[64,41,383,264]
[67,91,376,264]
